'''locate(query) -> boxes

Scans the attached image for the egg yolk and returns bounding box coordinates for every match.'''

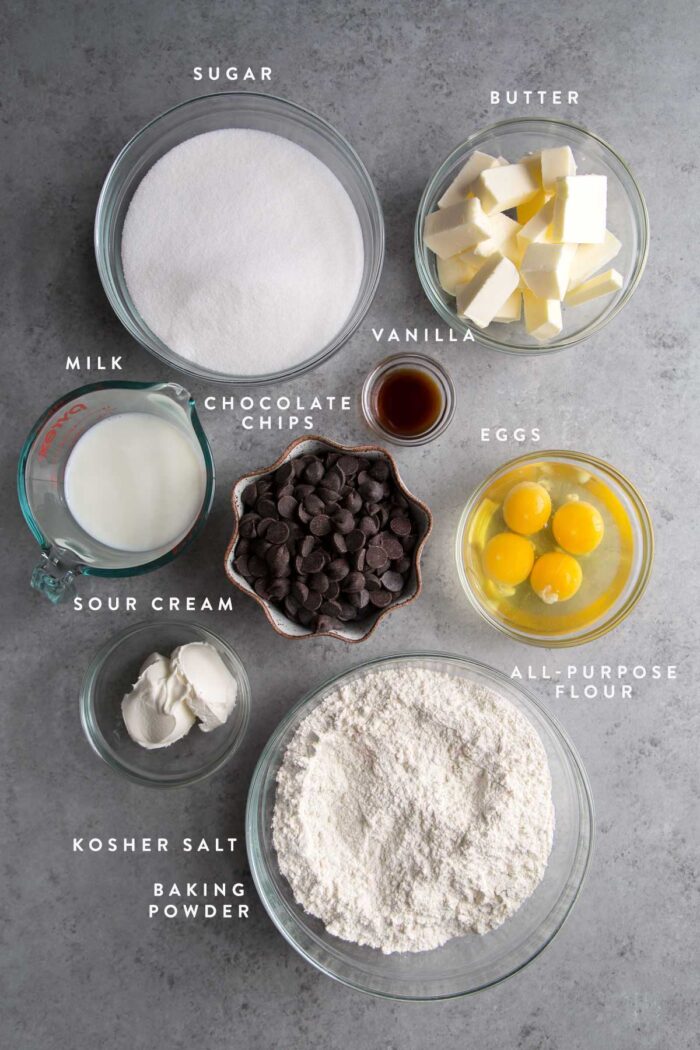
[552,500,605,555]
[483,532,535,586]
[503,482,552,535]
[530,552,583,604]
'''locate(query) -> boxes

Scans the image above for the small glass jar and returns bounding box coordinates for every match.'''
[361,352,455,446]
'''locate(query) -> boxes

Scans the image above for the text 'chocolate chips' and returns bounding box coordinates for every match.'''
[234,449,420,632]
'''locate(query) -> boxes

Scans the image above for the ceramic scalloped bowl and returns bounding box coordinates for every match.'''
[224,436,433,642]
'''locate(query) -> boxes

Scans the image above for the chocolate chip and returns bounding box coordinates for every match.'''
[304,459,324,484]
[358,515,379,537]
[278,495,298,519]
[266,521,290,544]
[326,580,340,600]
[267,544,290,574]
[364,573,381,591]
[268,578,290,601]
[247,555,267,578]
[331,532,348,554]
[304,589,323,612]
[309,572,329,593]
[323,466,344,491]
[239,513,259,539]
[309,514,332,537]
[345,530,366,552]
[284,595,300,618]
[377,533,404,560]
[327,558,350,581]
[233,555,249,577]
[292,581,309,605]
[254,578,271,600]
[349,588,370,609]
[318,486,341,504]
[275,462,294,486]
[366,545,389,571]
[333,508,355,535]
[336,601,357,621]
[381,570,404,593]
[395,556,411,574]
[256,497,277,518]
[370,459,390,481]
[297,504,312,524]
[241,483,258,507]
[343,490,363,514]
[343,571,365,593]
[390,515,412,537]
[256,516,276,538]
[353,548,366,572]
[301,551,325,574]
[320,599,342,617]
[300,535,317,557]
[338,455,359,476]
[369,589,393,608]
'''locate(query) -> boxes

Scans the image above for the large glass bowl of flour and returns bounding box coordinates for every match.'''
[247,652,594,1000]
[95,93,384,384]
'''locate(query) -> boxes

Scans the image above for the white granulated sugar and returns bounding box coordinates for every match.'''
[273,666,554,954]
[121,129,364,376]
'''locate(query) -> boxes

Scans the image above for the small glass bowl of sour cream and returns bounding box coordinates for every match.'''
[80,621,251,787]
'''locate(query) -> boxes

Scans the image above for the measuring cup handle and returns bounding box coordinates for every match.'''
[31,550,78,604]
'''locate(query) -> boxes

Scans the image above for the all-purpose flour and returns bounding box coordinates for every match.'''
[121,129,364,376]
[273,666,554,954]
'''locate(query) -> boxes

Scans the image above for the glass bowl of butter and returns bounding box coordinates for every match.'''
[80,620,251,787]
[415,118,649,354]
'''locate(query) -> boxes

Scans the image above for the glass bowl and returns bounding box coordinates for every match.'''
[80,620,251,787]
[361,352,456,446]
[95,92,384,385]
[456,451,654,647]
[415,118,649,354]
[246,652,594,1000]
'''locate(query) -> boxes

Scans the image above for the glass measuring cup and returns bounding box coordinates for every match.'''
[18,381,215,604]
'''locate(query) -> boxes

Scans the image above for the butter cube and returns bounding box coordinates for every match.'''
[472,213,521,258]
[523,289,563,340]
[552,175,607,244]
[517,189,550,224]
[436,252,484,296]
[564,268,623,306]
[540,146,577,192]
[517,198,555,250]
[568,230,622,288]
[438,151,504,209]
[520,242,577,300]
[455,255,520,328]
[493,289,522,323]
[518,153,543,187]
[473,163,540,215]
[423,198,492,259]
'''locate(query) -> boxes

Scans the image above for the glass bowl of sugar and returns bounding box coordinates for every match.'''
[95,92,384,384]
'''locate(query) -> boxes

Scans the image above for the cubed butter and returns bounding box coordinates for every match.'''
[552,174,607,244]
[517,198,555,250]
[523,289,563,340]
[540,146,577,192]
[472,213,521,258]
[423,198,492,259]
[436,252,484,296]
[568,230,622,288]
[493,289,522,323]
[518,153,543,187]
[517,189,550,225]
[438,151,504,209]
[520,242,577,300]
[455,255,520,328]
[564,268,623,306]
[473,163,540,215]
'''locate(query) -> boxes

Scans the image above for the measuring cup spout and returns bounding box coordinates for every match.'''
[31,547,80,604]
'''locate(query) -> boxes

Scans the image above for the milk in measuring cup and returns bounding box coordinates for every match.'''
[64,412,206,552]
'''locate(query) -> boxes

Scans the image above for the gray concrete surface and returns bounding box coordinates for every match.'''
[1,1,699,1047]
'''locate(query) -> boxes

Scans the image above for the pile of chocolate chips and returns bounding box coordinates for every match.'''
[233,450,420,632]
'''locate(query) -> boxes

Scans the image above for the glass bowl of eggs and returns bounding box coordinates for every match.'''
[415,118,649,354]
[456,451,654,647]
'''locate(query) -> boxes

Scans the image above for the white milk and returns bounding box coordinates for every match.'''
[64,412,206,552]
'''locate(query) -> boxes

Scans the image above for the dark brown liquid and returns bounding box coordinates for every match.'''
[374,367,444,438]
